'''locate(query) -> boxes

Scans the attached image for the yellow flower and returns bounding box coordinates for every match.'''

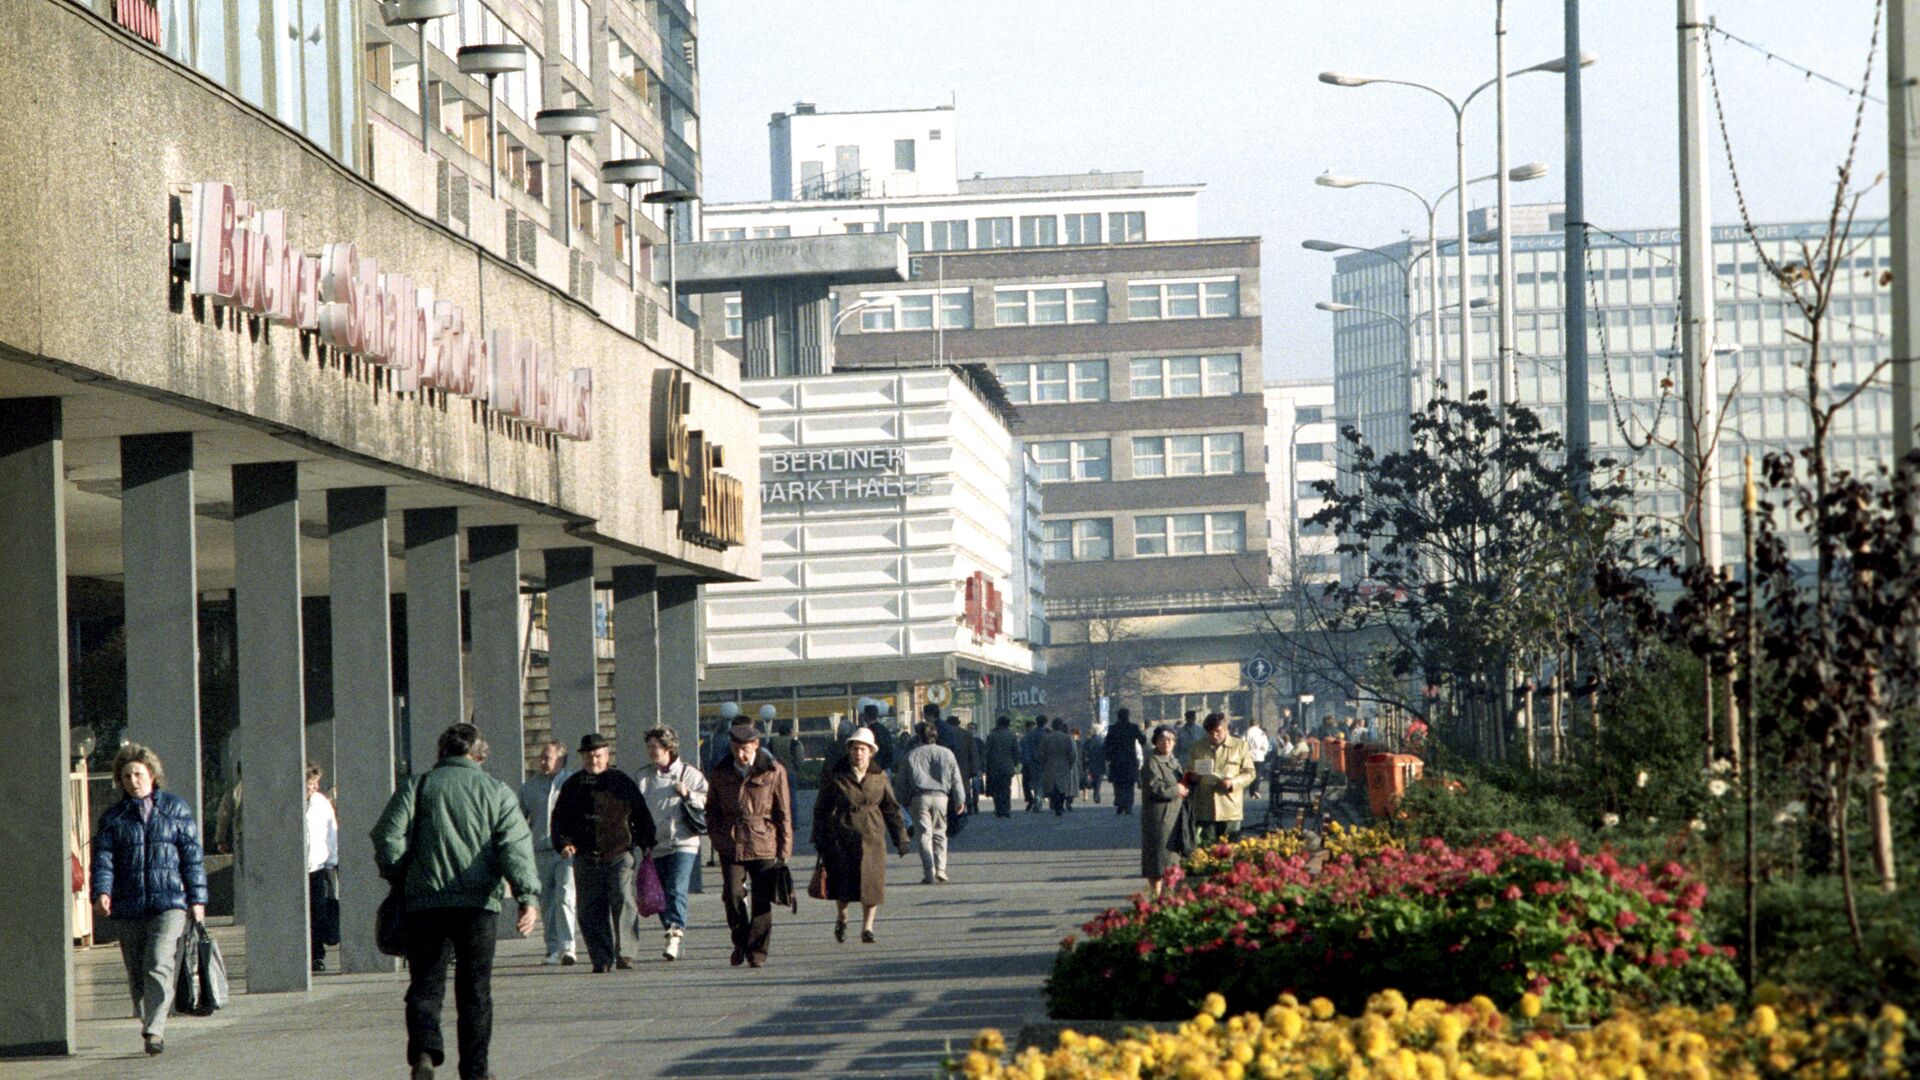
[1311,997,1337,1020]
[1750,1005,1779,1037]
[1517,993,1542,1020]
[1204,993,1229,1019]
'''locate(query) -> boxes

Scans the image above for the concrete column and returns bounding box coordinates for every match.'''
[657,576,702,759]
[611,564,661,744]
[327,487,396,975]
[545,547,598,755]
[0,399,74,1056]
[404,507,464,774]
[469,526,523,786]
[793,280,831,376]
[740,281,777,378]
[232,461,309,995]
[120,432,203,832]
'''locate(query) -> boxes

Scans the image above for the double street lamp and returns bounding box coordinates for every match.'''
[1319,52,1595,407]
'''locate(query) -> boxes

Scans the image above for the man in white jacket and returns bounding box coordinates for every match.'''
[1243,723,1272,799]
[304,762,339,972]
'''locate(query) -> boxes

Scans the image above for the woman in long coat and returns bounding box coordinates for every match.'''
[811,728,910,943]
[1140,725,1192,896]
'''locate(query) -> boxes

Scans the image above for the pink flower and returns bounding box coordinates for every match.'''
[1502,885,1523,901]
[1614,910,1640,930]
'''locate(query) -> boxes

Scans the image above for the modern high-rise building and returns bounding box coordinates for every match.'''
[698,104,1273,727]
[1324,205,1893,565]
[5,1,747,1038]
[1263,381,1339,590]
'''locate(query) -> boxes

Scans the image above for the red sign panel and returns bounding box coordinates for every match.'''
[963,571,1003,642]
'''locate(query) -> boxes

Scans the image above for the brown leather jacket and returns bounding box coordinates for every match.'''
[706,757,793,863]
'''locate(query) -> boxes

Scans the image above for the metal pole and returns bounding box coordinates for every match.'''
[486,76,499,199]
[1495,0,1517,412]
[559,136,572,247]
[1740,454,1758,990]
[1428,205,1444,397]
[418,23,432,149]
[1679,0,1723,569]
[1894,0,1920,457]
[1455,109,1476,399]
[1564,0,1592,492]
[666,203,679,317]
[626,185,637,291]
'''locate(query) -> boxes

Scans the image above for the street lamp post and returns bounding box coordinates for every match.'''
[643,187,699,321]
[1320,52,1595,402]
[382,0,455,151]
[456,44,526,200]
[535,108,603,248]
[602,157,662,292]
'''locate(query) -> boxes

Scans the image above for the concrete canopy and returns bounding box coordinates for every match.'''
[675,233,910,294]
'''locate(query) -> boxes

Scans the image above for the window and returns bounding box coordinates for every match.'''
[1019,215,1058,246]
[976,217,1013,249]
[994,285,1106,326]
[1000,360,1108,404]
[1042,519,1113,562]
[895,138,916,172]
[750,226,791,238]
[572,182,594,239]
[897,222,925,252]
[1295,442,1327,462]
[1031,440,1111,483]
[1132,434,1241,477]
[1129,355,1240,398]
[558,0,591,68]
[1299,518,1330,537]
[1134,512,1245,557]
[1108,211,1145,243]
[1295,406,1326,424]
[1065,213,1101,244]
[860,291,971,331]
[931,220,968,251]
[1297,480,1322,500]
[1128,278,1239,320]
[707,228,745,241]
[609,32,650,98]
[723,297,742,339]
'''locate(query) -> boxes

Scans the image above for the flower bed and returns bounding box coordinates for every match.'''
[948,990,1913,1078]
[1184,831,1309,877]
[1324,821,1399,858]
[1047,832,1741,1022]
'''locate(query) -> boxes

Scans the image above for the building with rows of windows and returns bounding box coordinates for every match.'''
[1263,381,1339,590]
[1325,205,1894,565]
[697,104,1274,727]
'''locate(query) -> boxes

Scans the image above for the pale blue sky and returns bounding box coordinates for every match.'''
[697,1,1889,381]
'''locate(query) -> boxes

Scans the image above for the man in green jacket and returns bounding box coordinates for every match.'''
[373,723,540,1080]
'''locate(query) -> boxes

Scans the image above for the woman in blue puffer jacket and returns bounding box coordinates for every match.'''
[90,743,207,1057]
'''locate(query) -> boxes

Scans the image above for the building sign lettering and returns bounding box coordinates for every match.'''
[760,444,933,504]
[184,181,593,440]
[963,571,1002,643]
[651,368,747,549]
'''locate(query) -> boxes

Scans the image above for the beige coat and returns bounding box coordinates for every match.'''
[1184,735,1257,823]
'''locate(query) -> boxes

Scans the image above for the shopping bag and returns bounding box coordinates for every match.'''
[635,855,667,918]
[173,921,227,1015]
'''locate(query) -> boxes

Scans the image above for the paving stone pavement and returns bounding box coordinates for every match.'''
[4,789,1223,1079]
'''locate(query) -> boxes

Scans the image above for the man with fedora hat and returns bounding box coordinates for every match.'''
[706,721,792,968]
[550,732,656,972]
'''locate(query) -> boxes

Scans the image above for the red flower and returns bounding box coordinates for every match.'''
[1614,910,1639,930]
[1502,885,1523,901]
[1136,940,1154,956]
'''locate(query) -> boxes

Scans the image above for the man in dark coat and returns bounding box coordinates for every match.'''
[928,704,977,836]
[1105,707,1149,815]
[983,715,1021,818]
[1019,716,1049,813]
[1083,727,1108,804]
[1037,719,1078,816]
[550,733,656,972]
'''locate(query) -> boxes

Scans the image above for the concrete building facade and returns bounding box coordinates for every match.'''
[1325,207,1894,565]
[1262,381,1338,590]
[2,1,748,1054]
[700,367,1043,744]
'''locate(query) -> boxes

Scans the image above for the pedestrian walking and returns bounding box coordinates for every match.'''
[761,705,802,807]
[1066,727,1086,811]
[550,732,656,973]
[1019,717,1047,813]
[1038,719,1077,816]
[633,726,707,961]
[1243,722,1272,800]
[1106,707,1148,816]
[515,741,578,965]
[1141,726,1192,898]
[812,728,911,943]
[1174,710,1205,756]
[1084,726,1107,804]
[962,717,987,816]
[707,723,793,968]
[983,715,1021,818]
[304,762,339,973]
[371,723,540,1080]
[90,743,207,1057]
[901,722,965,883]
[1184,713,1257,844]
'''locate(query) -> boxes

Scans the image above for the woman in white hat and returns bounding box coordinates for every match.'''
[808,727,909,943]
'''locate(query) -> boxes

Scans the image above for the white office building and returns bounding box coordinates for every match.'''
[1264,381,1339,588]
[701,367,1044,744]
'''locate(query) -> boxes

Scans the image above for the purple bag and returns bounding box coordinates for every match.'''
[635,855,667,918]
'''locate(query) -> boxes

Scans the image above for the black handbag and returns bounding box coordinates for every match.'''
[1166,804,1195,856]
[676,762,709,836]
[375,775,430,957]
[173,920,228,1015]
